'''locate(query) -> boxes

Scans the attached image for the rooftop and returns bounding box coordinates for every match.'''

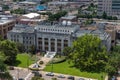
[19,1,36,4]
[0,19,13,25]
[61,16,76,20]
[22,13,40,19]
[36,5,47,11]
[10,24,34,33]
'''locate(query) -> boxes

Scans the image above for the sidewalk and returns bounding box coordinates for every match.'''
[29,56,52,70]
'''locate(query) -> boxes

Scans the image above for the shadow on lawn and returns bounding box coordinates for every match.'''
[13,60,21,66]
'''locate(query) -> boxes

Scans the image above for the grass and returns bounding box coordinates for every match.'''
[44,60,106,80]
[14,53,35,68]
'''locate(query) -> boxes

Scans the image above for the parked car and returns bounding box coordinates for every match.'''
[57,75,65,78]
[67,76,75,80]
[79,78,85,80]
[46,72,54,76]
[34,71,42,77]
[18,78,24,80]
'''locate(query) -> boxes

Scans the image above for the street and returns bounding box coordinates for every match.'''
[9,67,96,80]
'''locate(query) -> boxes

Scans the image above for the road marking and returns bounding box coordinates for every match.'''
[24,72,32,80]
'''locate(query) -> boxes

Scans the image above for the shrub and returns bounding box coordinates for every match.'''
[29,67,39,71]
[50,57,66,64]
[39,61,44,65]
[51,78,57,80]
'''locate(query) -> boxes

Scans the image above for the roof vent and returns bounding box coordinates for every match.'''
[67,21,72,25]
[62,20,67,26]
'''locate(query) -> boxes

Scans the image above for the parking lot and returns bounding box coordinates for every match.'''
[9,67,30,80]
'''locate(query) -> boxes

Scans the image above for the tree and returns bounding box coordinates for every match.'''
[29,45,36,54]
[2,5,9,10]
[0,40,18,65]
[0,52,6,61]
[105,45,120,76]
[0,36,3,41]
[112,16,118,20]
[16,42,25,53]
[0,60,13,80]
[11,8,26,14]
[102,11,107,19]
[69,34,108,72]
[48,11,67,21]
[31,76,44,80]
[63,47,72,56]
[0,60,7,72]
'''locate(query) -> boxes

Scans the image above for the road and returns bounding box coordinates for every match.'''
[9,68,96,80]
[24,71,93,80]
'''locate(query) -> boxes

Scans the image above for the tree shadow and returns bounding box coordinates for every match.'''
[12,60,21,66]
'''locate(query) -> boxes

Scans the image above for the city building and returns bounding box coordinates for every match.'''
[7,21,111,53]
[97,0,120,19]
[17,13,47,26]
[0,19,15,39]
[47,1,80,14]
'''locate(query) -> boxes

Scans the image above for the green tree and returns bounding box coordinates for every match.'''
[102,11,107,19]
[106,45,120,76]
[31,76,44,80]
[29,45,36,54]
[0,40,18,65]
[11,8,26,14]
[51,78,57,80]
[63,47,72,56]
[0,60,12,80]
[16,42,25,53]
[0,60,7,72]
[2,5,9,10]
[112,16,118,20]
[0,36,3,41]
[0,52,6,61]
[69,34,108,72]
[48,11,67,21]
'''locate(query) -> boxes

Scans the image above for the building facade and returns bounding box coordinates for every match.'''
[97,0,120,18]
[7,22,111,53]
[0,19,15,39]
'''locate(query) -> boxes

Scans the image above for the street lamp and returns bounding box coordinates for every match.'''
[34,27,39,68]
[51,59,53,73]
[17,69,19,80]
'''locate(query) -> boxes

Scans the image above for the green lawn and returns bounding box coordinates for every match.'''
[14,53,35,68]
[44,60,106,80]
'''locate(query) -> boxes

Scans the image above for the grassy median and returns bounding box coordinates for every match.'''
[44,60,106,80]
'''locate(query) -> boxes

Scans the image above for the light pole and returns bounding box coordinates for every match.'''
[17,69,19,80]
[51,59,53,73]
[34,27,38,68]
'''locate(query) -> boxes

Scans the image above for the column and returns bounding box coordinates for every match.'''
[42,37,45,51]
[55,38,57,52]
[61,39,64,52]
[48,38,51,51]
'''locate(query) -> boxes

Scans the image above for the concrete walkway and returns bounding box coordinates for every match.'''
[29,56,52,70]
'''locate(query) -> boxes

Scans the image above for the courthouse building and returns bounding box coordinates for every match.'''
[7,21,111,53]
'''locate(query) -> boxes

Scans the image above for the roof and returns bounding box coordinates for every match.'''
[61,16,76,20]
[36,5,47,11]
[22,13,40,19]
[19,1,36,4]
[10,24,34,33]
[0,19,13,25]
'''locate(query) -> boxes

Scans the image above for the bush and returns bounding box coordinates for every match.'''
[29,67,40,71]
[39,61,44,65]
[31,76,44,80]
[50,57,66,64]
[51,78,57,80]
